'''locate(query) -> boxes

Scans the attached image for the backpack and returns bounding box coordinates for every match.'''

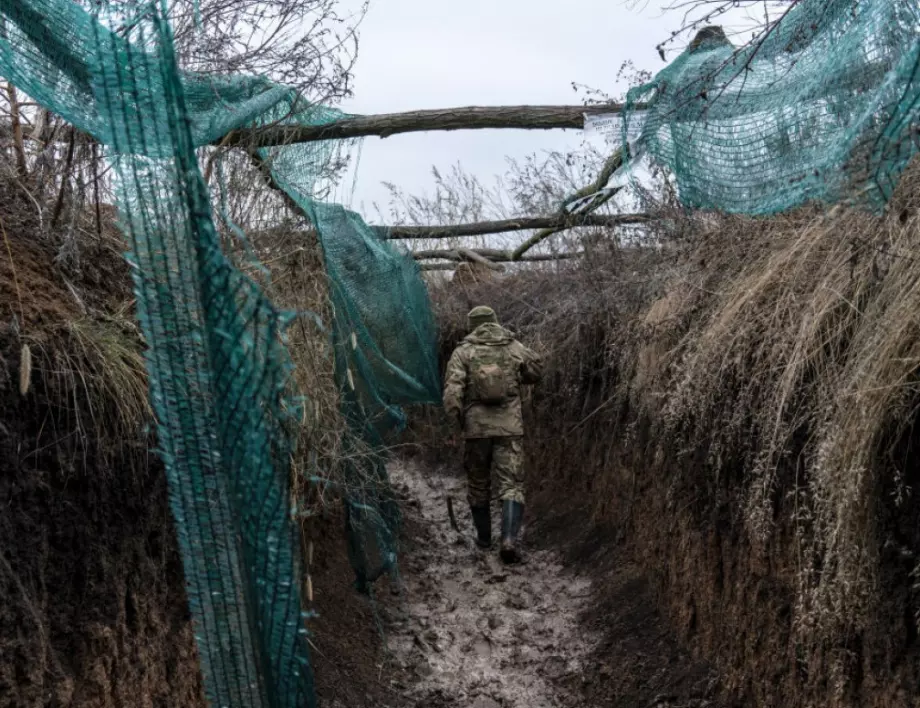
[469,346,515,405]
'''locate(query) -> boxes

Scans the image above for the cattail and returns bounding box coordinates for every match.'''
[18,343,31,395]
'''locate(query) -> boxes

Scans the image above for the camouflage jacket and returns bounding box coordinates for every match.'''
[443,323,542,439]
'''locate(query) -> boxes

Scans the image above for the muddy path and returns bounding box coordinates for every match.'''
[364,458,726,708]
[382,459,600,708]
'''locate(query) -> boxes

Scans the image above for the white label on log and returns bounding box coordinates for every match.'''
[583,112,619,137]
[583,111,647,146]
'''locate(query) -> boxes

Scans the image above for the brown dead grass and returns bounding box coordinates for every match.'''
[655,195,920,653]
[239,224,345,476]
[0,165,345,548]
[0,176,154,464]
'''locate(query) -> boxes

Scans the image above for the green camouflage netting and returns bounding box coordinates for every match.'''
[0,1,439,705]
[623,0,920,214]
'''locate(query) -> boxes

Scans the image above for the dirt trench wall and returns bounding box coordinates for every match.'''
[0,328,206,708]
[0,209,388,706]
[522,411,920,707]
[0,212,206,708]
[552,422,920,707]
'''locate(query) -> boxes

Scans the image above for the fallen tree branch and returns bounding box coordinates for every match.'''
[413,247,582,264]
[413,247,508,262]
[221,103,630,148]
[378,211,648,240]
[457,248,505,272]
[225,142,642,276]
[243,210,650,250]
[420,251,584,270]
[512,149,626,260]
[421,263,474,271]
[0,101,636,149]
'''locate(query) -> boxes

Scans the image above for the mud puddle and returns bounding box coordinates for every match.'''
[383,460,600,708]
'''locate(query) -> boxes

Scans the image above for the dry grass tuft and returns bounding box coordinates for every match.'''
[232,223,349,530]
[660,210,899,636]
[64,311,151,439]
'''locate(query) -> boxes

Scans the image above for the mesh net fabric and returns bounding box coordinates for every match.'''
[291,199,441,589]
[622,0,920,214]
[0,0,439,705]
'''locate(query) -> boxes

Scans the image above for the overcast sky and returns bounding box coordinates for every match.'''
[336,0,766,221]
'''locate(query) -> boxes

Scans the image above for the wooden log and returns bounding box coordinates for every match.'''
[221,103,631,147]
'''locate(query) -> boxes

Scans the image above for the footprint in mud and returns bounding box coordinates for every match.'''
[470,697,501,708]
[387,460,600,708]
[472,636,492,660]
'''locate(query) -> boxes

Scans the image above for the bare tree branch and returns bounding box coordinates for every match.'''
[412,247,584,263]
[50,128,76,229]
[6,83,26,177]
[457,248,505,272]
[418,250,584,270]
[512,149,626,260]
[168,0,365,102]
[656,1,799,59]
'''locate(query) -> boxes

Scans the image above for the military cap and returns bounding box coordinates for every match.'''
[467,305,498,329]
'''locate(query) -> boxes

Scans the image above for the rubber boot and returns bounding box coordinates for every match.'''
[500,500,524,564]
[469,504,492,549]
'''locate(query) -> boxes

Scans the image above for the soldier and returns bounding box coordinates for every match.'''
[443,306,542,563]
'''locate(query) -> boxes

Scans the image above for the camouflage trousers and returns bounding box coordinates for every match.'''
[464,436,525,507]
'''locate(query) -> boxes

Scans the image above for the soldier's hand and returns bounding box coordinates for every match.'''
[446,435,458,449]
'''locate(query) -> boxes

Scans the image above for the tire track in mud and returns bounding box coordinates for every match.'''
[384,460,600,708]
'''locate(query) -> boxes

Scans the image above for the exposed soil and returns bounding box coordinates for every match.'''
[308,502,409,708]
[431,218,920,707]
[541,509,726,708]
[0,208,205,708]
[0,327,205,708]
[0,181,787,708]
[0,425,205,708]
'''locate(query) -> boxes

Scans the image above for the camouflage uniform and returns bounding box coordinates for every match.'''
[443,306,541,561]
[462,437,525,507]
